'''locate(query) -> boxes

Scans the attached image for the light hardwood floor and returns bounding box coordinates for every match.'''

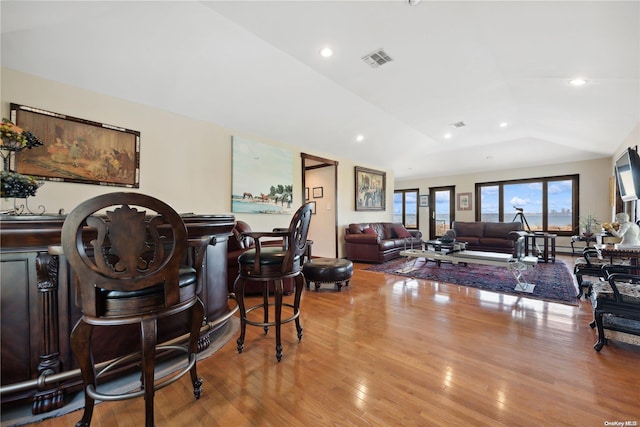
[25,255,639,426]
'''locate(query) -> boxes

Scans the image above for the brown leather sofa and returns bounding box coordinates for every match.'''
[451,221,524,254]
[344,222,423,263]
[226,220,294,295]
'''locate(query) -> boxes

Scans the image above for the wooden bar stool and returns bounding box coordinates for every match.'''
[61,192,206,427]
[233,203,312,361]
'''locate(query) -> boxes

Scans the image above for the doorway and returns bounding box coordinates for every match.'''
[429,186,455,239]
[301,153,338,258]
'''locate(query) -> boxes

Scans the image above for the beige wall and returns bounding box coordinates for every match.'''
[5,68,637,256]
[396,157,615,252]
[1,68,394,258]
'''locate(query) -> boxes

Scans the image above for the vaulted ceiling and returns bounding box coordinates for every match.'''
[2,1,638,180]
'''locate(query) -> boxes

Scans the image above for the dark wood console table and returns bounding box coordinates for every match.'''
[570,234,596,254]
[0,213,235,414]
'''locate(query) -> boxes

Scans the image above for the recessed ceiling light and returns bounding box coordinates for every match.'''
[355,134,365,143]
[569,78,588,87]
[499,122,508,128]
[444,133,452,139]
[319,47,333,58]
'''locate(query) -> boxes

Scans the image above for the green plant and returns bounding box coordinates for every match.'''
[1,170,40,198]
[1,118,43,151]
[579,214,600,236]
[1,118,44,200]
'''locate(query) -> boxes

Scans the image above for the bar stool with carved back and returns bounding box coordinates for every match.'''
[61,192,206,427]
[234,202,312,361]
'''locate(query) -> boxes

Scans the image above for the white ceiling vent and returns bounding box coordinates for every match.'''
[449,121,467,128]
[362,49,393,68]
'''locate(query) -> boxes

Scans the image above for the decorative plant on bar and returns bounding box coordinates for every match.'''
[1,118,45,214]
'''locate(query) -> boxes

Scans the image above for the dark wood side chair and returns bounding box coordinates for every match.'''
[61,192,206,427]
[574,246,633,298]
[234,202,312,361]
[589,264,640,351]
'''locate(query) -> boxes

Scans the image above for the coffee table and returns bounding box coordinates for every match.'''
[424,239,465,254]
[421,240,466,266]
[399,248,538,293]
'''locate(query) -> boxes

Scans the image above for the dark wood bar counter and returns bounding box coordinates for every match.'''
[0,213,235,414]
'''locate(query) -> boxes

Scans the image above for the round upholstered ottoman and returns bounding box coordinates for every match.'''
[302,258,354,291]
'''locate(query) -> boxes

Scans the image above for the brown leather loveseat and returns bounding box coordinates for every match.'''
[344,222,422,263]
[451,221,524,254]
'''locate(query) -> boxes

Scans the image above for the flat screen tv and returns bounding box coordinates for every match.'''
[615,147,640,202]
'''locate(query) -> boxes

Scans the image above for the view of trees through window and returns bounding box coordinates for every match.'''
[477,175,578,234]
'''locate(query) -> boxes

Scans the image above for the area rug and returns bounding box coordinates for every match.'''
[365,258,578,306]
[1,317,239,427]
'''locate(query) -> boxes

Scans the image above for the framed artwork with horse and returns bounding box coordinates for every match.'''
[12,103,140,188]
[231,136,294,215]
[355,166,386,211]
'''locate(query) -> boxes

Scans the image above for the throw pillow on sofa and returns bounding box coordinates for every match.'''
[363,227,378,235]
[392,225,412,238]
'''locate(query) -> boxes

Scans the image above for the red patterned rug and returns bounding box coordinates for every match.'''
[365,257,578,305]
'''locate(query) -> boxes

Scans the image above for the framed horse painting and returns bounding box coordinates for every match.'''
[231,136,294,215]
[11,103,140,188]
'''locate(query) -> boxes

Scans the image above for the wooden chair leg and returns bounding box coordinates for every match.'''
[575,272,584,298]
[234,277,246,353]
[593,310,607,351]
[263,281,270,334]
[140,317,157,427]
[294,274,304,341]
[190,299,204,399]
[70,320,95,427]
[274,279,283,362]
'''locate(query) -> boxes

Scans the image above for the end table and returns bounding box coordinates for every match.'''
[571,235,596,255]
[525,233,557,263]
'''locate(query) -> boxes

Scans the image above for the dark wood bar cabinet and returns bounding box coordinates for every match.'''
[0,213,235,414]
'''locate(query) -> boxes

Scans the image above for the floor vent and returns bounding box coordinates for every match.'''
[362,49,393,68]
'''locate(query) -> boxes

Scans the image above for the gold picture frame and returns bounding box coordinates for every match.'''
[12,103,140,188]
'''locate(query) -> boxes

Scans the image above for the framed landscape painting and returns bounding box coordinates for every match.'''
[12,103,140,188]
[231,136,293,215]
[355,166,385,211]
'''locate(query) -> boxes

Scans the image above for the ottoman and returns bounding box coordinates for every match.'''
[302,258,354,291]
